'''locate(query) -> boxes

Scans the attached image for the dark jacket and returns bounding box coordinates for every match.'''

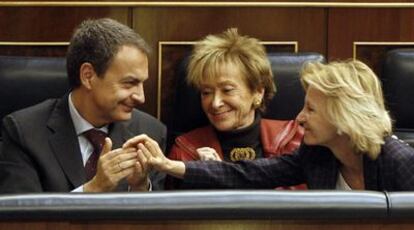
[0,94,166,193]
[183,136,414,191]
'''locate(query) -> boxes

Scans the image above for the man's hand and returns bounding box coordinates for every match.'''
[126,157,150,191]
[129,134,186,179]
[124,134,168,171]
[84,137,138,192]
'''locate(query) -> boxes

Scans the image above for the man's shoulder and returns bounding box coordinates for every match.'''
[128,109,166,132]
[5,98,59,123]
[130,109,163,125]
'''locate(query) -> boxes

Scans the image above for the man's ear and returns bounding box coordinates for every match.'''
[79,63,96,90]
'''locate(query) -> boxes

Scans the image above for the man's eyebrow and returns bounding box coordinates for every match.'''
[121,75,145,82]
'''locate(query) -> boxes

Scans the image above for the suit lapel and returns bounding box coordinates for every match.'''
[47,94,86,188]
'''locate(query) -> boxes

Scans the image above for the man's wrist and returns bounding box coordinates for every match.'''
[84,179,100,192]
[84,177,111,192]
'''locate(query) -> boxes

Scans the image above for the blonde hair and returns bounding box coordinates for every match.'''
[300,60,392,159]
[187,28,275,111]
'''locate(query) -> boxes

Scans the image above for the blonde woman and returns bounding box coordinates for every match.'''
[128,60,414,191]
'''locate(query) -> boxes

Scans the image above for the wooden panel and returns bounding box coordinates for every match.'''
[133,7,326,51]
[0,7,130,56]
[133,7,327,116]
[354,43,414,77]
[0,7,130,42]
[3,1,414,5]
[5,5,414,117]
[1,219,414,230]
[328,8,414,61]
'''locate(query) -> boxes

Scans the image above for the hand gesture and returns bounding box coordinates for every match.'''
[126,153,150,191]
[125,134,186,179]
[196,147,222,161]
[124,134,167,171]
[84,137,138,192]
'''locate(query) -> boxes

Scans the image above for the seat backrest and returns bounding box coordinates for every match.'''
[383,49,414,144]
[265,52,325,120]
[0,56,69,141]
[168,52,325,144]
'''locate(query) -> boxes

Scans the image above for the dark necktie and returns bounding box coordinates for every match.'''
[83,129,107,181]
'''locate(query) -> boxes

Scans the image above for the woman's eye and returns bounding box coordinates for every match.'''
[223,87,235,93]
[201,90,212,96]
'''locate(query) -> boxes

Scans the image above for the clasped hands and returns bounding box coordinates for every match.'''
[85,134,222,192]
[84,137,150,192]
[121,135,220,180]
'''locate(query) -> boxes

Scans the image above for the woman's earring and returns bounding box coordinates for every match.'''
[337,129,343,135]
[253,98,262,108]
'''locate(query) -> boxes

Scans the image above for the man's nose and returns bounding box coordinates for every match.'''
[131,85,145,104]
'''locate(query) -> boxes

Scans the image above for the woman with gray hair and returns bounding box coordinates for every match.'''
[127,59,414,191]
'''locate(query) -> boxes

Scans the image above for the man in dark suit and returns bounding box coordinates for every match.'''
[0,18,166,193]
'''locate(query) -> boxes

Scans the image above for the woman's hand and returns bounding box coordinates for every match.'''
[196,147,222,161]
[125,134,186,178]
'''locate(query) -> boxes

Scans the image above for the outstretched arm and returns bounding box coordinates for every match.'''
[124,134,186,178]
[125,135,306,189]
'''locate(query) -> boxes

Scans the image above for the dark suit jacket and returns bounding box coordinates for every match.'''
[182,136,414,191]
[0,94,166,193]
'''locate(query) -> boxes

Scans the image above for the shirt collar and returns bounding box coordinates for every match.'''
[68,92,108,136]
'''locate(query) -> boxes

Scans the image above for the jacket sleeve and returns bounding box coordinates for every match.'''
[181,148,306,189]
[165,138,199,190]
[0,115,43,193]
[388,139,414,191]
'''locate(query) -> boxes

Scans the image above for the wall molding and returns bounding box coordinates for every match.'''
[0,42,69,46]
[353,41,414,59]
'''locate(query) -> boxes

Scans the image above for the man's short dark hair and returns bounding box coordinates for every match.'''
[66,18,150,88]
